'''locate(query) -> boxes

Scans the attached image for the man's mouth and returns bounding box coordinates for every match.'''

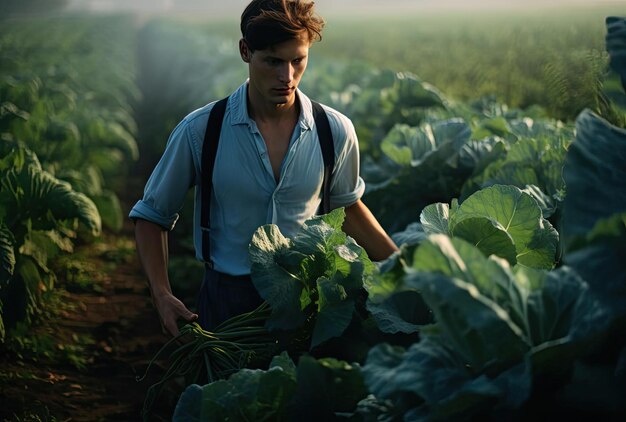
[273,87,293,94]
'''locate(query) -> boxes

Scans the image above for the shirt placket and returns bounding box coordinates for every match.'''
[270,126,307,224]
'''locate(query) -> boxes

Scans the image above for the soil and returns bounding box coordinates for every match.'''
[0,222,180,422]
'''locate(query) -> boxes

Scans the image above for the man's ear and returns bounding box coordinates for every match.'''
[239,38,251,63]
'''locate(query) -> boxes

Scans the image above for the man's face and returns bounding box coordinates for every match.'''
[241,35,310,106]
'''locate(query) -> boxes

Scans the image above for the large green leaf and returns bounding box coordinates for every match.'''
[450,185,558,269]
[292,208,347,257]
[526,267,608,348]
[365,250,432,334]
[2,164,101,236]
[412,235,529,337]
[451,216,517,265]
[391,222,427,247]
[420,203,450,236]
[250,225,306,330]
[311,277,354,348]
[407,271,529,374]
[288,356,368,419]
[563,110,626,240]
[172,352,298,422]
[362,334,532,420]
[380,124,416,166]
[564,214,626,316]
[91,190,123,232]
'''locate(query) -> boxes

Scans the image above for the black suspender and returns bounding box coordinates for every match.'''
[200,97,335,265]
[311,100,335,216]
[200,97,228,267]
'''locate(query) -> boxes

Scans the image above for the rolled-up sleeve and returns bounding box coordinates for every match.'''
[327,110,366,209]
[129,119,198,230]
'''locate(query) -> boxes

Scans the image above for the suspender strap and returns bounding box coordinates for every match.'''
[200,97,228,266]
[311,101,335,215]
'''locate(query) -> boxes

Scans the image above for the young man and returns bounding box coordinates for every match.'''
[130,0,398,337]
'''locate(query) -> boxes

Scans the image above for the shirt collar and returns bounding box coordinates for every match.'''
[228,80,314,130]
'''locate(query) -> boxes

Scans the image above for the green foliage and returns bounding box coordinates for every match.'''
[361,236,606,419]
[4,321,95,371]
[173,351,368,421]
[249,208,375,348]
[0,16,139,232]
[315,9,612,121]
[363,118,472,232]
[562,19,626,317]
[173,352,298,422]
[461,135,570,217]
[420,185,559,269]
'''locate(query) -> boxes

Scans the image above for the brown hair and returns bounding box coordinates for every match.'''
[241,0,325,52]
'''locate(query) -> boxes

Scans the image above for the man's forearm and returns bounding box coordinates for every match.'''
[134,219,197,336]
[134,219,172,299]
[342,200,399,261]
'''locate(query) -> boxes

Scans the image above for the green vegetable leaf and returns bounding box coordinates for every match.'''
[526,267,608,347]
[250,225,306,330]
[562,109,626,317]
[2,163,101,236]
[563,110,626,241]
[450,185,557,269]
[289,356,368,419]
[420,203,450,235]
[412,235,528,338]
[451,216,517,265]
[363,334,532,420]
[380,124,416,165]
[311,277,354,348]
[173,355,298,422]
[407,271,529,374]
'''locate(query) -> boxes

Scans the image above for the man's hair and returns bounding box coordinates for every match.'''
[241,0,324,52]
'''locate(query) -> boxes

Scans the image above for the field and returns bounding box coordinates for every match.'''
[1,3,625,421]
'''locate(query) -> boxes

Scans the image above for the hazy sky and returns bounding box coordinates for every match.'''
[66,0,626,17]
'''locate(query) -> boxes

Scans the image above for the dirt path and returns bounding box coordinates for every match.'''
[0,223,178,421]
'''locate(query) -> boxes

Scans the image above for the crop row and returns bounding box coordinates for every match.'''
[0,16,139,340]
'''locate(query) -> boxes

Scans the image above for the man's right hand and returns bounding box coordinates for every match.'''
[153,293,198,337]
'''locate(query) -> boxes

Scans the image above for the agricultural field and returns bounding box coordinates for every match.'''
[1,2,626,421]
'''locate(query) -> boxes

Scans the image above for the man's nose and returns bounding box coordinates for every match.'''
[278,63,294,84]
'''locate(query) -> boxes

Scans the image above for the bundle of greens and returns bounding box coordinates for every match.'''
[138,302,279,420]
[249,207,375,349]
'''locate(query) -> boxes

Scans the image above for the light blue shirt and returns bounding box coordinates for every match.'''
[129,81,365,275]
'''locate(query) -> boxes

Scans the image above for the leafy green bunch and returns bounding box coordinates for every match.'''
[249,208,375,349]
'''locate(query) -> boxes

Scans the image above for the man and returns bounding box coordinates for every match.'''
[130,0,398,337]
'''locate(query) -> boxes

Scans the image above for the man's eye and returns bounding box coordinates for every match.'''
[293,58,303,64]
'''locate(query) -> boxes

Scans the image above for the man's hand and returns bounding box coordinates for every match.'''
[153,293,198,337]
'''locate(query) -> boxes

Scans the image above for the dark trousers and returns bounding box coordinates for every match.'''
[196,266,263,331]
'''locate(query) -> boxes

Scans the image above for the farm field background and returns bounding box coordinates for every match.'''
[1,1,626,420]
